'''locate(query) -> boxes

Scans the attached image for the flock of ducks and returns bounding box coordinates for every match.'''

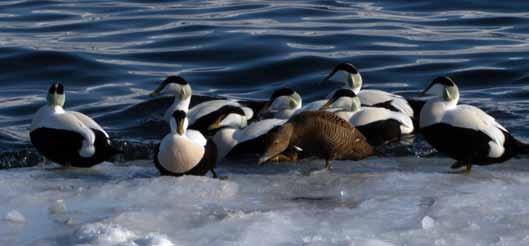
[30,63,529,177]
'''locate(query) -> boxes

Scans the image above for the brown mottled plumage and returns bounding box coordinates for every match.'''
[258,111,375,169]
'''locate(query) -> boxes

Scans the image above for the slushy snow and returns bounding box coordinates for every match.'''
[421,216,435,230]
[5,210,25,224]
[49,200,67,214]
[1,157,529,245]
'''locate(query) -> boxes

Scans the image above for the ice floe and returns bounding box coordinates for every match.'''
[1,157,529,245]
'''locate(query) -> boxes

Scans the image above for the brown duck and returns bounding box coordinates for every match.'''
[258,111,375,169]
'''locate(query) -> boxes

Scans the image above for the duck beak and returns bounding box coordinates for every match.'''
[256,102,271,119]
[257,155,271,165]
[319,100,333,110]
[289,97,299,108]
[208,115,225,130]
[420,81,436,96]
[177,118,185,135]
[319,67,338,84]
[150,83,164,97]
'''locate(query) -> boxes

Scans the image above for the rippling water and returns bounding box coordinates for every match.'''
[1,0,529,168]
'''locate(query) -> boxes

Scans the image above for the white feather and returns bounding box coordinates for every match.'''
[241,106,254,120]
[220,113,247,129]
[358,89,414,117]
[69,111,109,138]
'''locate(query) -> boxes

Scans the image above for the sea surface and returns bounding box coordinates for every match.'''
[2,0,529,167]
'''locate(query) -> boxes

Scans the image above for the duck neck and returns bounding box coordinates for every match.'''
[172,95,191,112]
[47,105,65,114]
[165,96,191,122]
[346,72,362,94]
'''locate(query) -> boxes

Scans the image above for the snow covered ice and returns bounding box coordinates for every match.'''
[2,157,529,245]
[5,210,25,224]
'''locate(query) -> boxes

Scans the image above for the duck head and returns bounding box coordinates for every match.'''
[422,76,459,103]
[150,75,192,100]
[47,82,65,107]
[258,88,302,118]
[320,63,363,94]
[319,88,361,112]
[258,123,295,165]
[208,105,248,131]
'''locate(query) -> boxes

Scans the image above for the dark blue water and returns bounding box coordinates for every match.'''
[2,0,529,168]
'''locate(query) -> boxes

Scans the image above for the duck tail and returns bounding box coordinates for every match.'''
[111,147,125,156]
[374,145,386,157]
[513,138,529,155]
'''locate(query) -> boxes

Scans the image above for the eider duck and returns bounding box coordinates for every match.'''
[30,82,119,167]
[321,89,414,146]
[150,75,253,135]
[420,76,529,173]
[257,87,337,120]
[258,111,375,169]
[149,75,192,121]
[257,88,302,119]
[154,110,218,177]
[321,63,415,117]
[209,105,290,161]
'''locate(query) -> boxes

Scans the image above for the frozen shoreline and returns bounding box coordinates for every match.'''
[2,157,529,245]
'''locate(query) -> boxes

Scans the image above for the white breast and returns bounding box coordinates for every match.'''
[158,134,205,173]
[358,89,414,117]
[186,129,207,146]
